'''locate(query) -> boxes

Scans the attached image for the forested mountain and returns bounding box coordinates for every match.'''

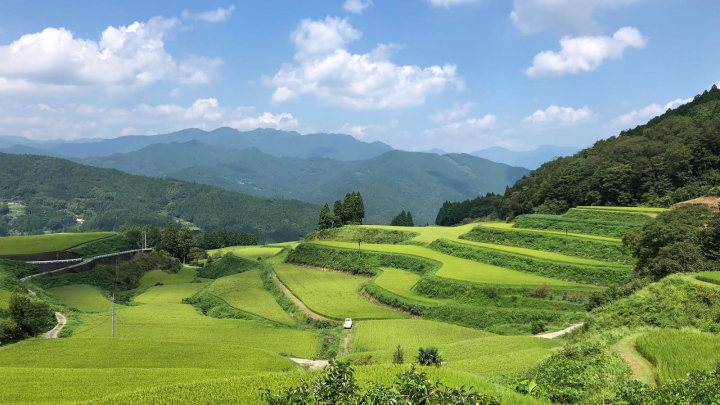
[0,153,318,242]
[471,145,581,170]
[73,144,529,225]
[438,86,720,223]
[1,127,393,161]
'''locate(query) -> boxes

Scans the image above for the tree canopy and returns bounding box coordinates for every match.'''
[390,210,415,226]
[317,192,365,229]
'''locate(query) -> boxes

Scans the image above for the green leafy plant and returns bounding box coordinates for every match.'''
[416,346,444,367]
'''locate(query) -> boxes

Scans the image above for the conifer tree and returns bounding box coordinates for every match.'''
[318,203,333,229]
[177,224,195,263]
[160,222,179,258]
[333,200,345,226]
[406,211,414,227]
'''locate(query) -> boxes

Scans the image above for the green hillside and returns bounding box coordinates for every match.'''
[78,144,529,225]
[0,153,318,243]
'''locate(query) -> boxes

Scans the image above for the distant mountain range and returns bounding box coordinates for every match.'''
[74,140,529,225]
[470,145,581,170]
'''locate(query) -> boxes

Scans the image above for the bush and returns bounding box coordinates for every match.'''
[615,363,720,405]
[416,346,444,367]
[393,345,404,365]
[530,321,546,335]
[8,294,55,337]
[525,285,550,299]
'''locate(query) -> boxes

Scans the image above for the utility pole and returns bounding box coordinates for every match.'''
[111,254,118,338]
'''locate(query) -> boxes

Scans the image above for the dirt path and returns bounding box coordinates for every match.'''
[42,312,67,339]
[612,334,657,386]
[271,273,334,323]
[535,323,584,339]
[290,358,329,371]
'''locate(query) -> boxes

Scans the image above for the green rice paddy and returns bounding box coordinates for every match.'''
[636,329,720,383]
[374,268,440,305]
[206,246,282,260]
[208,270,294,325]
[0,232,116,256]
[48,284,112,312]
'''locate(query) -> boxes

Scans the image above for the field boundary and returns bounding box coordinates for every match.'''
[270,271,336,323]
[612,333,657,386]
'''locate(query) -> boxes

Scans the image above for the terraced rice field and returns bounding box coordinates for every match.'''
[134,267,198,291]
[374,268,440,305]
[0,289,12,309]
[312,241,595,289]
[206,246,282,260]
[0,232,116,256]
[48,284,112,312]
[696,271,720,285]
[273,261,407,320]
[351,319,489,352]
[636,329,720,383]
[575,206,668,214]
[478,222,622,242]
[208,270,294,325]
[134,282,207,304]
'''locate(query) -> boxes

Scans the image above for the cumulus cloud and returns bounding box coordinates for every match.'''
[526,27,647,78]
[611,98,692,128]
[429,102,474,123]
[338,123,368,138]
[0,99,297,140]
[182,6,235,23]
[343,0,373,14]
[0,16,220,94]
[429,0,480,7]
[442,114,497,132]
[511,0,639,35]
[268,17,462,110]
[522,105,593,126]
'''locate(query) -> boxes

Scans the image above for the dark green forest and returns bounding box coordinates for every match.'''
[438,86,720,224]
[0,154,318,242]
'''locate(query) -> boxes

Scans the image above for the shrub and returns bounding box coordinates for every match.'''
[354,354,376,366]
[393,345,404,365]
[8,294,55,337]
[525,285,550,299]
[530,321,546,335]
[416,346,444,367]
[615,363,720,405]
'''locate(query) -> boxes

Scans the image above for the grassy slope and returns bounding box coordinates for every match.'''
[206,246,282,260]
[636,329,720,383]
[374,268,440,305]
[479,222,622,243]
[0,232,115,256]
[208,270,294,326]
[696,271,720,285]
[48,284,112,313]
[134,283,207,304]
[351,319,490,352]
[0,289,11,309]
[576,206,669,214]
[312,241,596,289]
[273,261,406,320]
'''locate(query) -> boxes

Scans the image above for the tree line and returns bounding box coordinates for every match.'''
[390,210,415,226]
[121,224,257,263]
[318,192,365,230]
[436,86,720,225]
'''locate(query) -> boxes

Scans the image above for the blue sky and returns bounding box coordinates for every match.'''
[0,0,717,152]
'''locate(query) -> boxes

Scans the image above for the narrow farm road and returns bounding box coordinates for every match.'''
[290,358,329,370]
[270,273,334,323]
[535,323,584,339]
[42,312,67,339]
[612,334,657,386]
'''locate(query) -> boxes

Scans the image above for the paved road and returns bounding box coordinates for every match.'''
[42,312,67,339]
[536,323,584,339]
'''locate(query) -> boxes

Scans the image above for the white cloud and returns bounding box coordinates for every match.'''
[611,98,692,128]
[268,17,462,110]
[442,114,497,132]
[429,102,474,123]
[0,99,298,140]
[343,0,373,14]
[429,0,481,7]
[511,0,639,35]
[0,17,220,94]
[526,27,647,78]
[522,105,593,126]
[338,123,368,138]
[182,6,235,23]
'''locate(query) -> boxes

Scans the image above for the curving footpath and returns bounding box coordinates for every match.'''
[42,312,67,339]
[270,273,335,323]
[535,323,584,339]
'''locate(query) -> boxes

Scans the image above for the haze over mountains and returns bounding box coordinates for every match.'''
[470,145,582,170]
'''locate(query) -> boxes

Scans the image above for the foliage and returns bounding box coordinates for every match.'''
[194,227,257,250]
[196,253,258,279]
[591,275,720,332]
[501,87,720,217]
[436,193,503,226]
[514,214,642,239]
[0,232,115,257]
[416,346,444,367]
[429,239,630,285]
[563,208,653,224]
[48,284,111,313]
[67,234,136,257]
[36,251,180,293]
[8,294,55,337]
[461,225,633,264]
[393,345,404,364]
[625,205,719,279]
[0,153,318,242]
[530,321,546,335]
[374,268,441,305]
[615,363,720,405]
[318,191,365,229]
[0,202,9,216]
[306,225,419,245]
[262,361,500,404]
[390,210,415,226]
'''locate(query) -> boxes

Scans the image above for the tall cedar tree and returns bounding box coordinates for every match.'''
[0,202,9,215]
[333,200,345,226]
[177,225,195,263]
[318,203,333,230]
[390,210,414,226]
[160,222,179,258]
